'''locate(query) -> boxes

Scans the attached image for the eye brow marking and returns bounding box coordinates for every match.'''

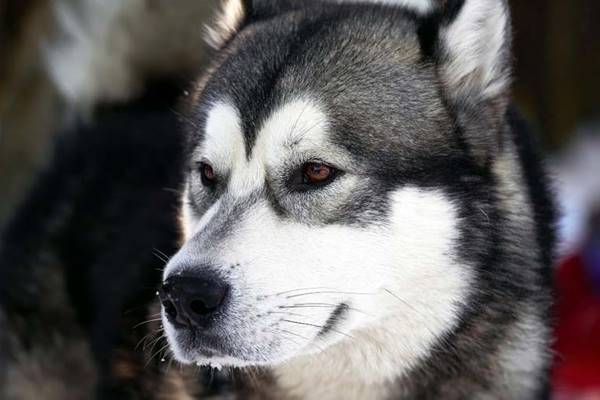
[200,97,331,198]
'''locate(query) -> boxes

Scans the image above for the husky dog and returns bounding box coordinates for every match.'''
[158,0,556,398]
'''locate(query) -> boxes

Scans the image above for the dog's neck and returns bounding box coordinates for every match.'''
[271,316,418,400]
[274,354,393,400]
[268,309,548,400]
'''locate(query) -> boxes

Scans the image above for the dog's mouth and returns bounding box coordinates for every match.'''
[165,301,351,366]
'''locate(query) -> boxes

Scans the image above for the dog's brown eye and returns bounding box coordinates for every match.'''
[303,162,334,185]
[199,162,217,186]
[288,161,341,191]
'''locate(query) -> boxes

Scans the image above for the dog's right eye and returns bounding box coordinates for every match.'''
[197,162,217,187]
[303,162,334,184]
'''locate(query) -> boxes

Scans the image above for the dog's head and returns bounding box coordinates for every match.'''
[160,0,512,370]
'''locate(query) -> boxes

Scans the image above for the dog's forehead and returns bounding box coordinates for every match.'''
[200,95,330,159]
[187,7,457,179]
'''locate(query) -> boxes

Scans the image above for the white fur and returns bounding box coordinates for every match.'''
[334,0,434,14]
[440,0,510,99]
[200,102,245,178]
[496,309,549,398]
[165,97,470,394]
[205,0,246,49]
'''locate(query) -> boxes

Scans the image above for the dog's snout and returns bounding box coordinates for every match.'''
[159,274,229,329]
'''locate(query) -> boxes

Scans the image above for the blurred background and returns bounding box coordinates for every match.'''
[1,0,599,398]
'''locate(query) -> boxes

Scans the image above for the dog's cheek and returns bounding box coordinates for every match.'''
[378,186,472,341]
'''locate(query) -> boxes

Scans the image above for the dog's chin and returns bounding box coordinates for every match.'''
[176,348,265,368]
[165,325,319,368]
[170,342,305,368]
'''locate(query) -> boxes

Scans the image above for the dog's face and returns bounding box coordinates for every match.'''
[161,0,511,369]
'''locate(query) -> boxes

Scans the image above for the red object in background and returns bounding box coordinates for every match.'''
[553,253,600,398]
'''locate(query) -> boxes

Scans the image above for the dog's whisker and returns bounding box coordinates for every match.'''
[146,334,168,363]
[152,253,169,264]
[146,312,162,317]
[269,311,308,318]
[162,187,182,195]
[135,325,163,350]
[273,287,335,296]
[382,288,458,354]
[275,328,326,354]
[276,328,312,342]
[142,336,161,353]
[276,331,308,352]
[145,333,166,353]
[152,248,171,264]
[132,318,162,329]
[280,303,372,317]
[147,342,171,367]
[383,288,453,326]
[135,333,155,351]
[281,319,355,340]
[285,290,375,299]
[281,302,341,307]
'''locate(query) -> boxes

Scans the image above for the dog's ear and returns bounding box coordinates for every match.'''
[205,0,301,50]
[419,0,512,163]
[205,0,246,50]
[429,0,512,104]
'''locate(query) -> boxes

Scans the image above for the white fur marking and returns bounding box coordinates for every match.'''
[256,98,332,168]
[201,102,245,176]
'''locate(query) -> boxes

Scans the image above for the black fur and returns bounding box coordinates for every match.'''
[0,85,213,399]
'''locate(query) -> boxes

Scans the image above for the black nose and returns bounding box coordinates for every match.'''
[159,274,229,329]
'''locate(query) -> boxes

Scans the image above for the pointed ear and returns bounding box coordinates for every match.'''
[437,0,512,103]
[205,0,246,50]
[419,0,512,164]
[205,0,301,50]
